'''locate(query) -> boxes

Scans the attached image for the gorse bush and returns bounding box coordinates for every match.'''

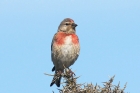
[45,68,127,93]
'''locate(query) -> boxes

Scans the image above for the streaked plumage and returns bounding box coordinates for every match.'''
[50,18,80,87]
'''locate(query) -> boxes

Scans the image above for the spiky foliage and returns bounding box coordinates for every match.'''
[45,68,127,93]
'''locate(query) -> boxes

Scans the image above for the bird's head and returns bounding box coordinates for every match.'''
[58,18,78,34]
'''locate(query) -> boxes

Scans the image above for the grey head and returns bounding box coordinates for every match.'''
[58,18,78,34]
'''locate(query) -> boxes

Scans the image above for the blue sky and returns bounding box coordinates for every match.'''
[0,0,140,93]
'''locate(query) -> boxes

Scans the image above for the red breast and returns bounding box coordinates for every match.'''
[54,32,79,45]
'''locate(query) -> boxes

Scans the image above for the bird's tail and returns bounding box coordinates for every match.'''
[50,72,61,87]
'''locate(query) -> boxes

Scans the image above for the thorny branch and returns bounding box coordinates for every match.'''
[45,68,127,93]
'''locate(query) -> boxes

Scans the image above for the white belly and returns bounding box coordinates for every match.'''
[52,35,80,71]
[58,36,77,69]
[61,36,73,56]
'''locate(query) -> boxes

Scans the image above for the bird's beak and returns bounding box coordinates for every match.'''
[72,23,78,27]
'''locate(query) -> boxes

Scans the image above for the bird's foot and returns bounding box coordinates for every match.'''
[64,68,75,77]
[69,69,75,76]
[56,70,62,76]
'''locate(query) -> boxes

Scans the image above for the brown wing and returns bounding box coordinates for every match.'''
[51,33,57,71]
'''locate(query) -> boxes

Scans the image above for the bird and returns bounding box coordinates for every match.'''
[50,18,80,87]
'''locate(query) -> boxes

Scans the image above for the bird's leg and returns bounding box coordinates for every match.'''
[66,68,75,76]
[69,69,75,76]
[56,70,62,76]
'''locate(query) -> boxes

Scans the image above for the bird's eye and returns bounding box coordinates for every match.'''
[65,23,70,25]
